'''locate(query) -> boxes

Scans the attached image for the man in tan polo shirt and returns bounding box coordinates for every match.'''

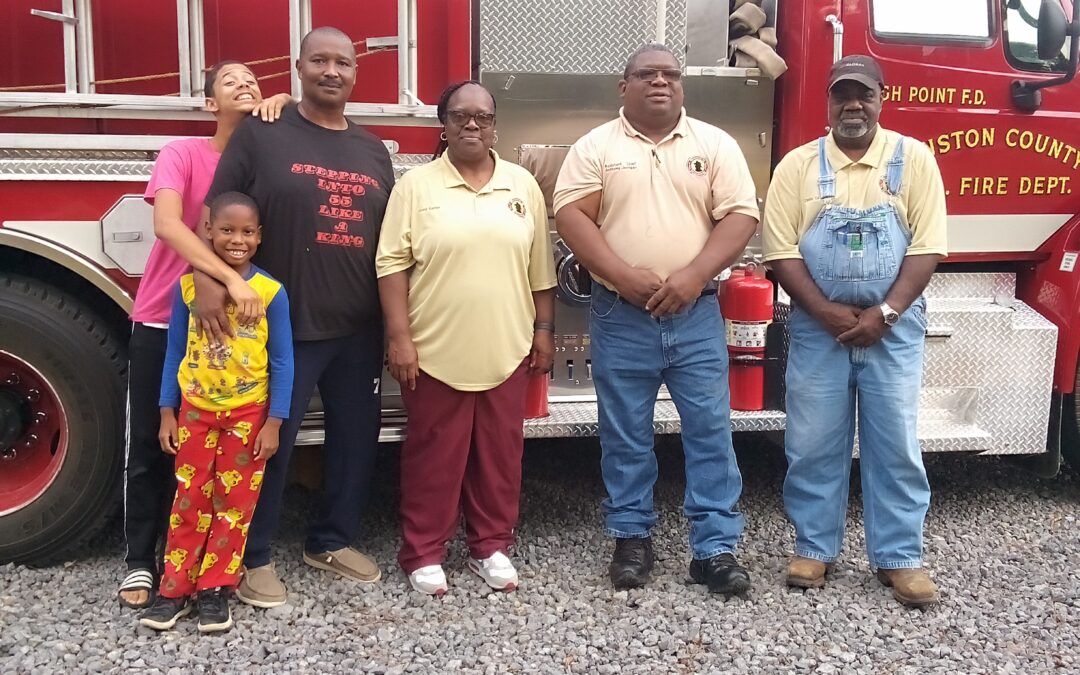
[554,43,759,597]
[762,55,947,607]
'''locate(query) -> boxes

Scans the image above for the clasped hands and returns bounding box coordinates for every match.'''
[815,302,888,347]
[614,266,705,319]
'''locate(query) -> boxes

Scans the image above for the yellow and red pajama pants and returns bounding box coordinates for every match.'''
[159,400,267,598]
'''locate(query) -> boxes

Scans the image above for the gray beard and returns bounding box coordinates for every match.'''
[835,121,870,139]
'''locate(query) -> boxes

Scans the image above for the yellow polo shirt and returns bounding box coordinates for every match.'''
[553,108,759,289]
[376,151,556,391]
[762,127,947,262]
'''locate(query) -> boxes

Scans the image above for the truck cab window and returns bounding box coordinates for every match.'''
[872,0,991,41]
[1004,0,1072,71]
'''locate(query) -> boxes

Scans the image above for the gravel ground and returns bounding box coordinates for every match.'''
[2,436,1079,674]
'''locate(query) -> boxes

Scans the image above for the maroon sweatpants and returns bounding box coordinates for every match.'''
[397,361,529,573]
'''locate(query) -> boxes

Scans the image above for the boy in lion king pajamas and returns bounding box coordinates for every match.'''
[139,192,293,633]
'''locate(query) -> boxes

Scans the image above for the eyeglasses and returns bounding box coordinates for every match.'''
[445,110,496,128]
[629,68,682,82]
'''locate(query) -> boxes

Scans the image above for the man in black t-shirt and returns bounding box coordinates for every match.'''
[201,26,393,607]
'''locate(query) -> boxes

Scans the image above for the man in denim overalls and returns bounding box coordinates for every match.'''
[762,56,948,607]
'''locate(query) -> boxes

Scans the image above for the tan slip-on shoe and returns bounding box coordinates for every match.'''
[304,547,382,583]
[876,568,940,608]
[236,564,287,608]
[786,556,829,589]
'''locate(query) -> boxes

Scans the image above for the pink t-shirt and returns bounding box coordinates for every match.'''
[130,138,221,324]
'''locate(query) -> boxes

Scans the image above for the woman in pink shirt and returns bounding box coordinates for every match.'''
[118,61,289,609]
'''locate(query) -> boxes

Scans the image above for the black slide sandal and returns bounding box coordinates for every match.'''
[117,569,156,609]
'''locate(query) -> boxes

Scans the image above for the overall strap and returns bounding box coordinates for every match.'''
[817,137,836,200]
[885,136,906,196]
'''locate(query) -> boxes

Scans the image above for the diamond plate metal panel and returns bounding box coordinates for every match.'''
[667,0,687,59]
[480,0,687,74]
[921,297,1056,454]
[392,153,432,178]
[0,159,153,181]
[0,152,431,181]
[924,272,1015,300]
[0,149,155,160]
[524,399,787,439]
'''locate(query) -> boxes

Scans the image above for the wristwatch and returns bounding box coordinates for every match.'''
[879,302,900,327]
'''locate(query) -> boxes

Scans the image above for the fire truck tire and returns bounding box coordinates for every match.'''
[0,274,126,565]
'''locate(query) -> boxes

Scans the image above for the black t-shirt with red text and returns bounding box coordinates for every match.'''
[206,104,394,341]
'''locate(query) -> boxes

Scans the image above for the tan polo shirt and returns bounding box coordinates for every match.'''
[553,108,759,288]
[376,151,556,391]
[762,127,947,262]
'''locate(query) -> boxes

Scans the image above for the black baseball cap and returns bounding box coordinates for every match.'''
[827,55,885,92]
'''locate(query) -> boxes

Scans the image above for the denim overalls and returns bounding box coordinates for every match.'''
[783,136,931,570]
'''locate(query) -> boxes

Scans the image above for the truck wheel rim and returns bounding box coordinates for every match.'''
[0,351,69,516]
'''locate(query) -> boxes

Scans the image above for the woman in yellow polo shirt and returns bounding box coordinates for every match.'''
[376,81,557,595]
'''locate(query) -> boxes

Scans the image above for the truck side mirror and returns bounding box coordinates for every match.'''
[1037,0,1068,59]
[1012,0,1079,111]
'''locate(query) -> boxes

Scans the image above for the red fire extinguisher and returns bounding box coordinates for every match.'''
[719,266,774,411]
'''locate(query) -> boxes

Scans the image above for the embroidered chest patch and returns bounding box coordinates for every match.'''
[508,198,527,217]
[879,175,902,197]
[687,156,708,175]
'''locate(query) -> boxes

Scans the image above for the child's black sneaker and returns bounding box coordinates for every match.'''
[196,587,233,633]
[138,595,192,631]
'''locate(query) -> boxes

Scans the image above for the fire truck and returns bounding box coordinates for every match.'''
[1,0,1077,565]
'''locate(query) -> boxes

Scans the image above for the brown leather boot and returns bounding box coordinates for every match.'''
[786,556,828,588]
[875,568,939,608]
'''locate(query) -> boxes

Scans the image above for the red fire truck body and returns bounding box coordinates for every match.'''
[1,0,1077,564]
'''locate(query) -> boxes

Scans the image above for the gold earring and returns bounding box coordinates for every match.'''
[493,131,499,144]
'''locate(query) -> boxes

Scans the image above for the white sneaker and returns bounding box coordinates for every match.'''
[408,565,448,596]
[468,551,518,591]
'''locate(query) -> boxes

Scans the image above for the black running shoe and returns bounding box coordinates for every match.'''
[609,537,654,589]
[196,587,233,633]
[689,552,752,597]
[138,595,191,631]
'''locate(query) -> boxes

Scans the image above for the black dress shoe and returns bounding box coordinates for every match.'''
[609,537,654,589]
[689,552,751,597]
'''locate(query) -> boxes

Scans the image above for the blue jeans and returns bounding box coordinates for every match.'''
[590,284,744,560]
[783,303,930,569]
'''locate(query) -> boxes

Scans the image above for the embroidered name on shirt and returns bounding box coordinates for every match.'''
[604,160,638,172]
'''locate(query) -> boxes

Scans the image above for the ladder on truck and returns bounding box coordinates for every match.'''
[0,0,437,127]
